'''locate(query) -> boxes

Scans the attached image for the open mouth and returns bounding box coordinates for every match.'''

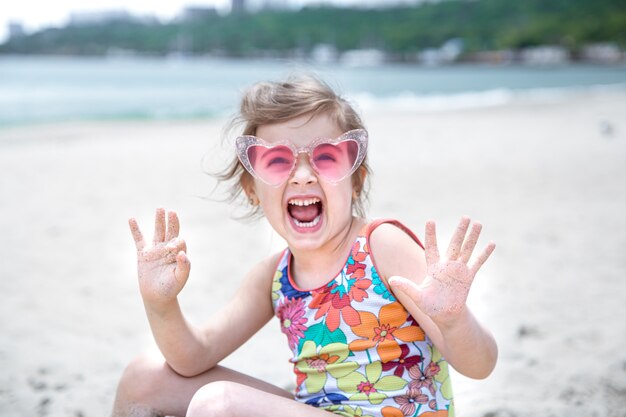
[287,198,323,229]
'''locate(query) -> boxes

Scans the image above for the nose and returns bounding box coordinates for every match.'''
[289,153,317,185]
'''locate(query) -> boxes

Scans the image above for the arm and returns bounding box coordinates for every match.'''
[369,217,497,379]
[129,208,277,377]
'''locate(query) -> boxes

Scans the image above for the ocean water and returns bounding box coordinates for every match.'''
[1,55,625,126]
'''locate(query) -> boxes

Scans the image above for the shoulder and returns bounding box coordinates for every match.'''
[368,220,427,284]
[231,251,285,314]
[240,251,285,291]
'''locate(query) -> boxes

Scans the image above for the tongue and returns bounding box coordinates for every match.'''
[289,204,320,222]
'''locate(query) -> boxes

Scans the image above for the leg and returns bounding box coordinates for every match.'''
[111,349,292,417]
[187,381,335,417]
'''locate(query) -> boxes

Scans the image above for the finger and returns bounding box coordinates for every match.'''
[153,208,166,245]
[168,237,187,254]
[163,238,187,262]
[388,276,425,308]
[128,218,146,251]
[165,211,180,241]
[175,251,191,283]
[446,216,471,260]
[469,241,496,275]
[139,238,187,263]
[424,220,440,265]
[459,221,482,264]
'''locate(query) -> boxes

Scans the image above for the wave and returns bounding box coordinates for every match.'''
[1,82,625,127]
[348,83,626,113]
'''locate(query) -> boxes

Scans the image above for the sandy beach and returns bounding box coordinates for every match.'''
[1,89,625,417]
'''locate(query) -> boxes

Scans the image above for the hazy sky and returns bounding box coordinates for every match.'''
[0,0,417,43]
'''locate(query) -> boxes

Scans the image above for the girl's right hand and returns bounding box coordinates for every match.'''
[128,208,191,306]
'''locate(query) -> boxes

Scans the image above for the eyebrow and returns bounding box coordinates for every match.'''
[256,145,291,164]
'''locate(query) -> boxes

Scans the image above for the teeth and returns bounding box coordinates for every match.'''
[288,198,320,207]
[293,215,321,228]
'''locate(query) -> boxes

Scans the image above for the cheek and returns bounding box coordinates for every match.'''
[325,183,354,215]
[255,184,283,214]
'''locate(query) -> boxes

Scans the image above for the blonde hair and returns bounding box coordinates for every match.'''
[216,74,370,219]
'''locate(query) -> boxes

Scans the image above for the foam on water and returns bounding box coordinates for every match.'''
[1,55,625,126]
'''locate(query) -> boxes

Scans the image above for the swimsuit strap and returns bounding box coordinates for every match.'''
[365,218,424,250]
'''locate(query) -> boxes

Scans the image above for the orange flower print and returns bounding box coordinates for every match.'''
[383,402,449,417]
[308,241,374,332]
[349,302,425,363]
[346,241,368,278]
[294,367,307,392]
[421,410,449,417]
[309,274,371,332]
[381,406,405,417]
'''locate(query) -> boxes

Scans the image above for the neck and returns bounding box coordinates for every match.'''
[289,216,366,290]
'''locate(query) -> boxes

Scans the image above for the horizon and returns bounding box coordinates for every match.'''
[0,0,422,44]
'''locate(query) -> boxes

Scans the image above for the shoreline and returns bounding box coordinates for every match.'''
[2,55,626,128]
[1,51,625,66]
[2,84,625,134]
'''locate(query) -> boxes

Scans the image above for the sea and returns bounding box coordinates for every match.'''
[1,54,625,126]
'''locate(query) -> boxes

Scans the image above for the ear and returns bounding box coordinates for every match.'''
[241,173,259,206]
[352,165,368,200]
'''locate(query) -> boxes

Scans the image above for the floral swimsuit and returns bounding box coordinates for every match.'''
[272,219,454,417]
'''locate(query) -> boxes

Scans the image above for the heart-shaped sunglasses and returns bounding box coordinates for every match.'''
[235,129,368,187]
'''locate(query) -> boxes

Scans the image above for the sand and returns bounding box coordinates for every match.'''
[1,89,625,417]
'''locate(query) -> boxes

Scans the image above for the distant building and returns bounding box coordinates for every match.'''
[181,6,218,21]
[231,0,246,13]
[261,0,289,10]
[69,10,135,26]
[519,45,570,65]
[340,49,386,67]
[7,21,25,39]
[580,43,624,64]
[416,38,464,66]
[465,50,515,65]
[311,43,338,64]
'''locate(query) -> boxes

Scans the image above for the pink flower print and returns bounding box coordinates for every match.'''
[394,388,428,416]
[357,381,378,396]
[276,297,307,350]
[408,361,440,396]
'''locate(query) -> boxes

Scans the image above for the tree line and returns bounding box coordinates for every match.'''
[2,0,625,58]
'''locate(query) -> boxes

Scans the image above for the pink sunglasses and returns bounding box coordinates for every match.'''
[235,129,368,187]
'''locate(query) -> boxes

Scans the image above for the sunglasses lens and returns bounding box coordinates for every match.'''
[311,140,359,182]
[248,144,295,185]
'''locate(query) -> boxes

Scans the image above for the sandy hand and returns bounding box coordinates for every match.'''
[129,208,191,305]
[389,216,495,326]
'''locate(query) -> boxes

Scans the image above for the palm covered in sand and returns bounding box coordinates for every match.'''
[390,217,496,325]
[128,208,191,305]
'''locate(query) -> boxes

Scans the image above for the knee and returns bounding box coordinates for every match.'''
[116,350,171,403]
[187,381,239,417]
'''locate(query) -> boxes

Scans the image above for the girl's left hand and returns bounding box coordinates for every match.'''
[389,216,495,327]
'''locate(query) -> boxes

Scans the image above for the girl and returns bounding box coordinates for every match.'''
[112,75,497,417]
